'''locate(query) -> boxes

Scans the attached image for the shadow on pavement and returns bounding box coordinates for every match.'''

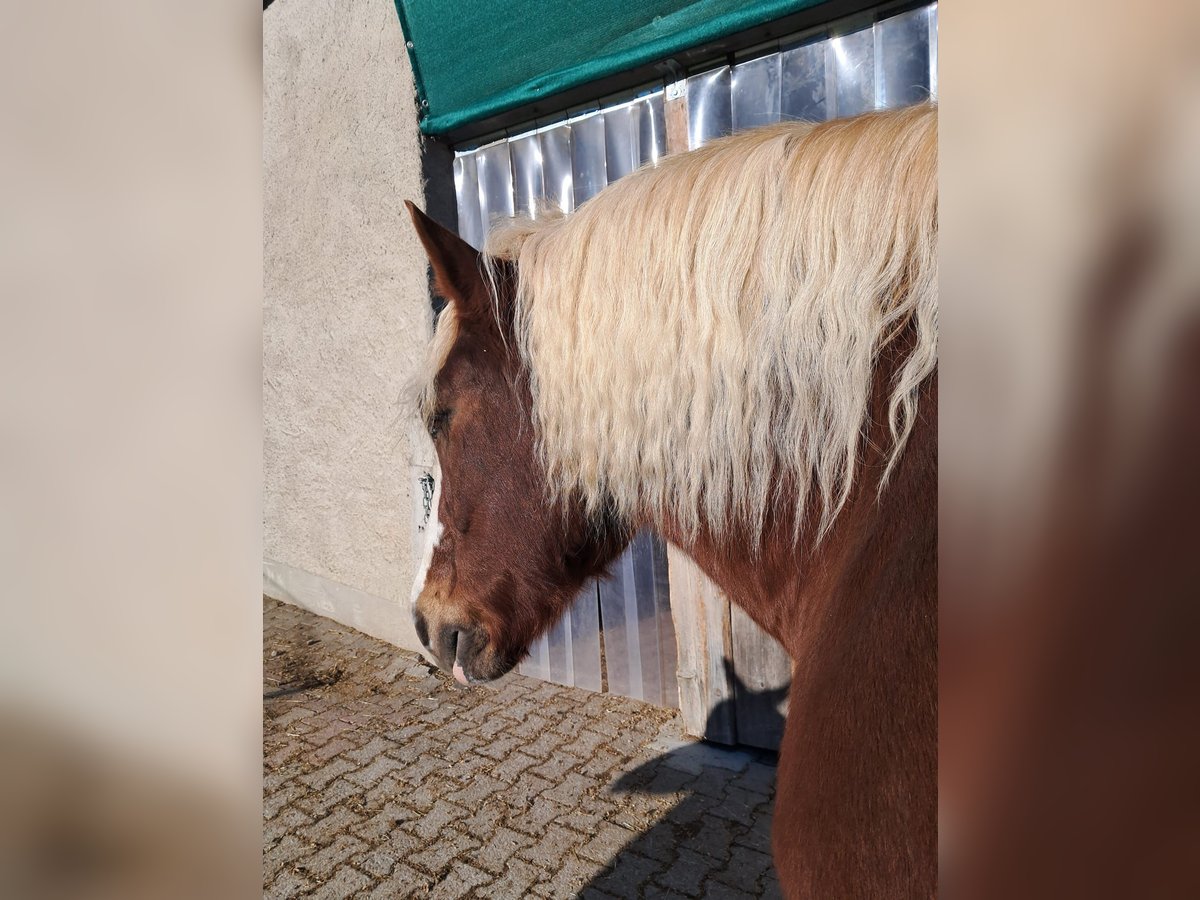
[580,664,786,898]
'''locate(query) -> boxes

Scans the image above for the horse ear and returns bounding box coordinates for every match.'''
[405,200,483,313]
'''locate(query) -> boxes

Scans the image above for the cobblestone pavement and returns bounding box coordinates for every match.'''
[264,597,781,899]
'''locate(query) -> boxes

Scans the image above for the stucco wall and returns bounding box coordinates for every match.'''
[264,0,434,649]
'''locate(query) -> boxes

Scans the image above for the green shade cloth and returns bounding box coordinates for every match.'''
[394,0,829,136]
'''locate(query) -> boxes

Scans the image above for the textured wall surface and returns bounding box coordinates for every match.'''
[264,0,432,637]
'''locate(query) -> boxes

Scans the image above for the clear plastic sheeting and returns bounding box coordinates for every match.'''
[570,111,609,206]
[510,132,544,219]
[518,584,602,692]
[604,95,667,182]
[452,153,484,251]
[540,125,574,215]
[876,5,934,109]
[448,2,938,703]
[830,26,876,119]
[682,5,935,149]
[731,54,782,131]
[597,531,678,708]
[687,66,732,149]
[474,140,514,241]
[781,37,829,123]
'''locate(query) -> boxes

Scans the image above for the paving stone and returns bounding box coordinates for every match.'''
[306,718,356,748]
[296,833,366,879]
[407,827,481,877]
[702,880,758,900]
[460,797,507,833]
[310,865,372,899]
[472,824,535,874]
[264,764,304,794]
[445,751,491,782]
[515,822,585,867]
[487,858,543,898]
[579,748,623,779]
[555,796,616,834]
[522,726,568,759]
[345,752,405,788]
[713,844,774,890]
[579,889,621,900]
[687,813,738,863]
[477,734,522,760]
[735,759,779,795]
[530,750,582,782]
[299,757,357,792]
[660,741,752,776]
[368,862,433,897]
[531,853,606,899]
[264,781,306,819]
[355,846,401,879]
[266,868,314,898]
[262,597,779,898]
[564,728,610,758]
[409,798,467,840]
[577,822,640,864]
[540,771,592,805]
[491,750,538,783]
[446,772,505,806]
[645,763,699,797]
[345,735,396,766]
[298,805,363,845]
[352,802,418,841]
[428,861,490,900]
[440,733,482,763]
[615,816,679,864]
[296,777,365,819]
[264,833,312,880]
[503,771,552,806]
[264,805,315,845]
[312,736,358,763]
[270,704,317,729]
[708,785,770,827]
[655,846,717,896]
[509,796,569,836]
[645,884,695,900]
[586,850,664,897]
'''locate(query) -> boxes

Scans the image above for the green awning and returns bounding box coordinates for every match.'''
[394,0,831,138]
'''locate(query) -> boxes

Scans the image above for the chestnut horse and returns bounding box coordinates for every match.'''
[408,103,936,898]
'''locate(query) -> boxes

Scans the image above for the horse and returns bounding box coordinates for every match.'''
[406,102,937,899]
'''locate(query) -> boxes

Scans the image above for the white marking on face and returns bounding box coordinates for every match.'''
[410,459,444,641]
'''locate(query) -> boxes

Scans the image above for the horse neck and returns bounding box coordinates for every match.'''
[656,352,938,663]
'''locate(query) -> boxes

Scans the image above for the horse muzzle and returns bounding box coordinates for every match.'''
[413,608,491,685]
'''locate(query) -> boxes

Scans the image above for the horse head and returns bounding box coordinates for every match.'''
[405,202,629,684]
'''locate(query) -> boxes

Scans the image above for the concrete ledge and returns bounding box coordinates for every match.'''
[262,559,421,654]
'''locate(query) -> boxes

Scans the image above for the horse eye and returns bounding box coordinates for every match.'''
[429,408,452,438]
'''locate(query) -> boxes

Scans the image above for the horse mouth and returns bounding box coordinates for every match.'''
[449,629,470,685]
[413,610,521,685]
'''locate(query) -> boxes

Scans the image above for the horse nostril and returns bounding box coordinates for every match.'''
[414,610,430,649]
[436,624,462,670]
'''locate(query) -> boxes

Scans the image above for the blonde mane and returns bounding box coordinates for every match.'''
[481,103,937,541]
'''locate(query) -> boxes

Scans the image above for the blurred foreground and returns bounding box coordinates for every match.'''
[940,1,1200,896]
[0,0,1196,896]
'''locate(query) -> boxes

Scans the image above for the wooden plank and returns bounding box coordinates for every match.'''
[662,80,787,749]
[664,82,689,156]
[730,607,792,750]
[666,545,737,744]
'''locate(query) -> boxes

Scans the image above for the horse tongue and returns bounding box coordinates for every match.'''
[452,661,469,685]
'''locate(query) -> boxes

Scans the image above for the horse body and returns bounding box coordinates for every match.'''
[657,348,937,898]
[407,103,937,898]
